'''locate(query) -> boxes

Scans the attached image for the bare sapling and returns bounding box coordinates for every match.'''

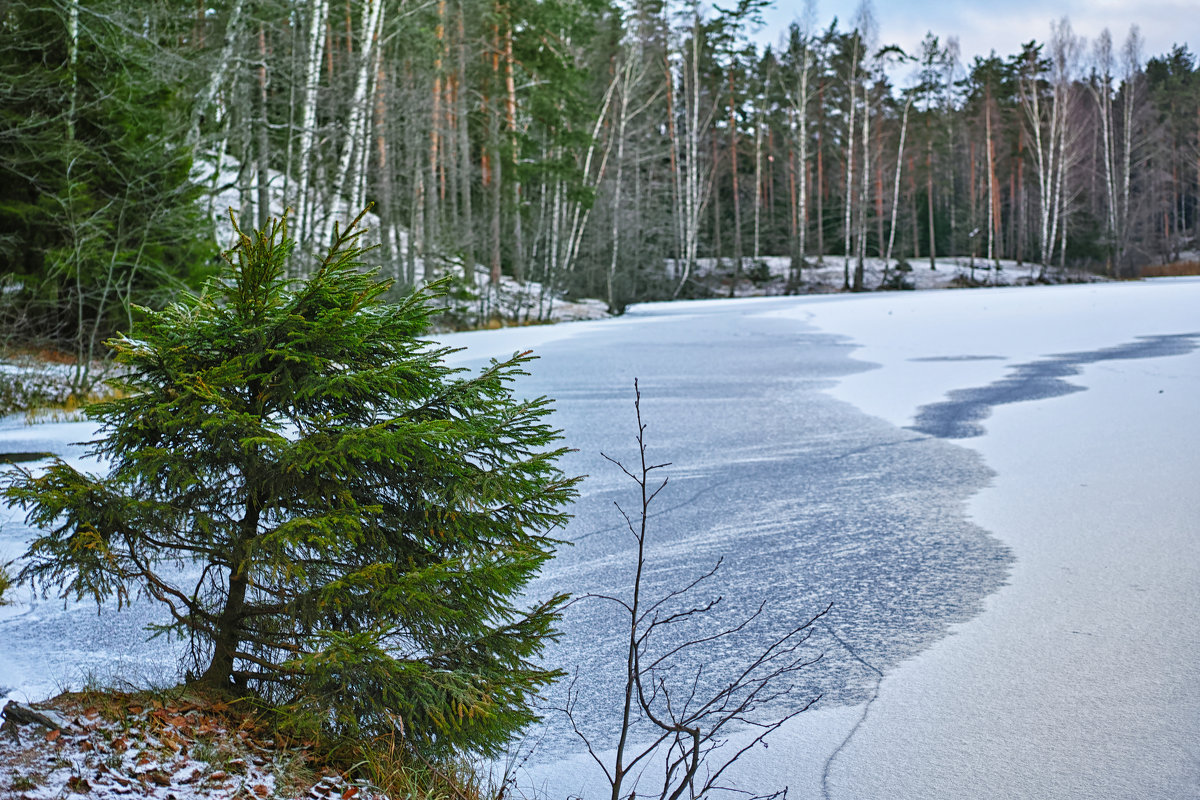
[564,380,830,800]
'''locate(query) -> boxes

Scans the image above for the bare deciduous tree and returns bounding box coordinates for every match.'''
[563,381,829,800]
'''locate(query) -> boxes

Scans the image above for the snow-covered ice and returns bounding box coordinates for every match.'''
[3,278,1199,799]
[504,279,1200,798]
[773,278,1200,798]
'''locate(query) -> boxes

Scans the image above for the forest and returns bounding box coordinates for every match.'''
[2,0,1200,374]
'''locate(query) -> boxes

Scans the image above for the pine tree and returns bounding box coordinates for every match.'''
[3,211,579,758]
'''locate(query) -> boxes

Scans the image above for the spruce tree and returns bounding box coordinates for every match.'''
[3,212,578,757]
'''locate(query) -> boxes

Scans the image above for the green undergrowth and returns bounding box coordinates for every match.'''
[0,563,12,605]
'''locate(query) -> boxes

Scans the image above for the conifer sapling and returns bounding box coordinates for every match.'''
[3,211,579,757]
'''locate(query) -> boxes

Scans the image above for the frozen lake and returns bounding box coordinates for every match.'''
[3,279,1199,798]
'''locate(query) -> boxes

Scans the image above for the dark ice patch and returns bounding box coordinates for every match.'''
[910,333,1200,439]
[0,451,54,464]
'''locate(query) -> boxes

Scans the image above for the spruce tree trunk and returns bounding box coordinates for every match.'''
[427,0,446,279]
[488,23,502,287]
[788,132,798,282]
[712,133,722,269]
[489,124,502,287]
[201,501,258,688]
[968,137,976,274]
[910,160,919,260]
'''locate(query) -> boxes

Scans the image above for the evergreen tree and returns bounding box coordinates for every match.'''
[3,212,579,757]
[0,1,213,380]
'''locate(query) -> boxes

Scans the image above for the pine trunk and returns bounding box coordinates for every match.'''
[728,72,743,298]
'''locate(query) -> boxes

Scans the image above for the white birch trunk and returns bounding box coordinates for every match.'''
[854,70,869,289]
[189,0,245,147]
[564,75,618,278]
[883,96,911,280]
[296,0,330,251]
[1119,26,1142,270]
[608,56,633,311]
[796,47,810,279]
[1092,30,1118,273]
[334,0,386,211]
[665,47,686,279]
[842,34,859,289]
[673,15,707,298]
[67,1,78,141]
[1021,52,1052,276]
[753,102,763,262]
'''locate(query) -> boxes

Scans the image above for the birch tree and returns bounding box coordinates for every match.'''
[841,27,861,288]
[671,11,715,298]
[1117,26,1146,273]
[607,22,646,311]
[784,5,816,283]
[1091,29,1119,274]
[882,93,912,282]
[296,0,330,252]
[333,0,387,213]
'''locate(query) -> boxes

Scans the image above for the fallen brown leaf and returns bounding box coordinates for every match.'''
[146,769,172,787]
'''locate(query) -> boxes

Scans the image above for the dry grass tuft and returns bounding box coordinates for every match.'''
[356,734,489,800]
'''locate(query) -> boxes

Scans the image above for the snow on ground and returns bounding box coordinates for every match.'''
[0,693,385,800]
[686,254,1100,296]
[193,153,610,328]
[751,277,1200,798]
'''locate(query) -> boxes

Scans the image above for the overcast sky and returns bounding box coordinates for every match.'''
[755,0,1197,73]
